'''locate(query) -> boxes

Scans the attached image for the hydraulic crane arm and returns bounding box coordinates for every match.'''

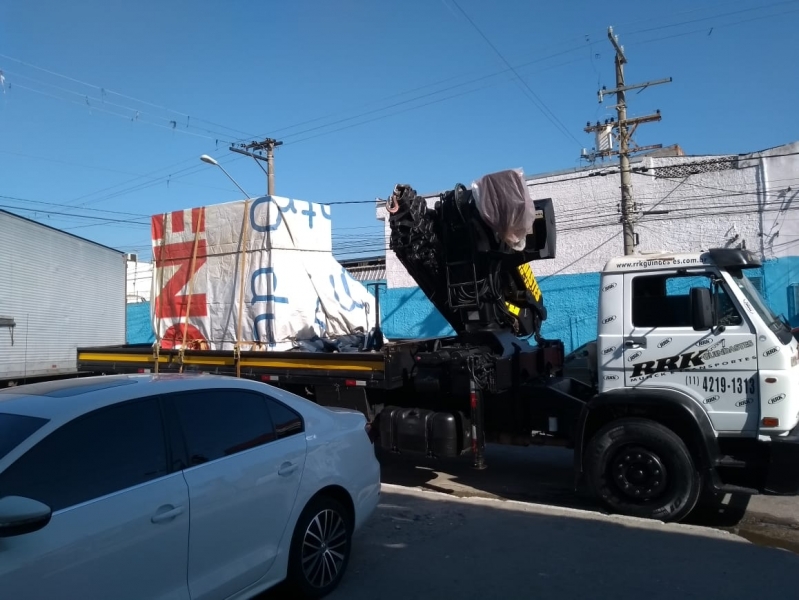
[385,169,556,340]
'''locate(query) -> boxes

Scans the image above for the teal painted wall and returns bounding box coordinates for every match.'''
[126,302,155,345]
[379,258,799,354]
[380,272,599,352]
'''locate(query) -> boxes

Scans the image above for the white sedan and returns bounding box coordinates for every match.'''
[0,374,380,599]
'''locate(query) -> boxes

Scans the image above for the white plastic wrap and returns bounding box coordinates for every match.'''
[149,196,377,351]
[471,168,533,251]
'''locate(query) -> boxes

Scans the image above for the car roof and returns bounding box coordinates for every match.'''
[0,374,270,422]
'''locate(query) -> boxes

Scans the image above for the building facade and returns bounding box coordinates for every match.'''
[376,141,799,353]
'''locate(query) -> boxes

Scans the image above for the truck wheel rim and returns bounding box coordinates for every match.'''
[611,445,668,501]
[301,509,347,588]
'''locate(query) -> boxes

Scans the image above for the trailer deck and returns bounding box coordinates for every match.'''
[76,342,418,389]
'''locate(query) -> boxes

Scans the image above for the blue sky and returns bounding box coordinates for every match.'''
[1,0,797,261]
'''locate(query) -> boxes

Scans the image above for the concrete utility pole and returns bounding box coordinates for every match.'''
[229,138,283,195]
[583,27,672,255]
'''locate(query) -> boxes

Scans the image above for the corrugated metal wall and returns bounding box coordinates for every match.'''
[0,211,126,380]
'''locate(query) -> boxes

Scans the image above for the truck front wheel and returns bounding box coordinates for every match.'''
[585,418,701,523]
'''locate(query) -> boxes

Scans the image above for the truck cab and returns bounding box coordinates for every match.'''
[576,247,799,521]
[597,248,799,436]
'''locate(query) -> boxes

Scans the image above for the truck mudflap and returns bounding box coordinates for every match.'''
[764,422,799,495]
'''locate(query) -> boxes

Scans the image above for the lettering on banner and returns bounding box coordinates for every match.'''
[314,298,327,333]
[330,268,365,312]
[301,202,317,228]
[153,240,209,319]
[251,267,290,344]
[249,197,292,233]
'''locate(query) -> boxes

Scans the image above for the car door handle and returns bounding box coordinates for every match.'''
[624,337,647,348]
[278,462,298,477]
[151,504,185,524]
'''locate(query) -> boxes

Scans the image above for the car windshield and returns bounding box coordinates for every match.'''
[726,269,793,345]
[0,413,49,461]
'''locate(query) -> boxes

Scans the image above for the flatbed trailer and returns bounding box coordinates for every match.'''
[77,333,590,465]
[77,342,412,389]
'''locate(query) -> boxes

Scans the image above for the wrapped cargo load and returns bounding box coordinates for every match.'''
[150,195,377,352]
[470,168,534,251]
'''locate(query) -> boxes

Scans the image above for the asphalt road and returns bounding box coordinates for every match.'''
[329,486,799,600]
[376,443,799,554]
[263,445,799,599]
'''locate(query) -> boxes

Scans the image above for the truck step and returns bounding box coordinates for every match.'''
[714,483,761,495]
[714,456,748,469]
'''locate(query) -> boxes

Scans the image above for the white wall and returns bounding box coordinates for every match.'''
[378,141,799,285]
[126,259,153,303]
[0,211,126,380]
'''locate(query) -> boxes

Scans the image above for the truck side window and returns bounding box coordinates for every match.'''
[632,274,742,328]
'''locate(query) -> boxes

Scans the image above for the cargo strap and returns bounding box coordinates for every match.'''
[179,208,205,373]
[234,200,251,378]
[153,214,168,374]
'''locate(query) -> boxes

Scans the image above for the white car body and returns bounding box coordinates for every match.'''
[0,374,380,599]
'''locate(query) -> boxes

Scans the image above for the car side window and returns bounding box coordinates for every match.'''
[266,398,304,439]
[170,390,276,466]
[0,398,168,512]
[632,273,742,328]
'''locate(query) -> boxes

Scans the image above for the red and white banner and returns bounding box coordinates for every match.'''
[150,196,377,351]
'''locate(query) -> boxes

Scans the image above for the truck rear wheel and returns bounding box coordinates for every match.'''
[585,418,701,523]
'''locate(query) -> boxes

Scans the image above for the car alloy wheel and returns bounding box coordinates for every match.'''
[301,508,348,589]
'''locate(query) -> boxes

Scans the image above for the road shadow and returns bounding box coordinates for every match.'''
[377,443,766,528]
[377,443,596,510]
[348,489,797,599]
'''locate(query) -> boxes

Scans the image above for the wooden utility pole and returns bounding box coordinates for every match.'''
[583,27,672,255]
[229,138,283,195]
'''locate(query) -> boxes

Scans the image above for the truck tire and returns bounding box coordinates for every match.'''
[585,418,701,522]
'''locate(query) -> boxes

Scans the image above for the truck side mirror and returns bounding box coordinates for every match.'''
[690,287,714,331]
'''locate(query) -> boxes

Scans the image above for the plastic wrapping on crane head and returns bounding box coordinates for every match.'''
[470,169,534,251]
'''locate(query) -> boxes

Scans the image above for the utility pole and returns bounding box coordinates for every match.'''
[583,27,671,255]
[229,138,283,195]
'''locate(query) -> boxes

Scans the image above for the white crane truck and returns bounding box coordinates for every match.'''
[75,170,799,522]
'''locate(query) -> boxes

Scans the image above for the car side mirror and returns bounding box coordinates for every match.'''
[690,287,715,331]
[0,496,53,538]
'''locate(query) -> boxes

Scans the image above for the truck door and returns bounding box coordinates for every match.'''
[623,270,759,433]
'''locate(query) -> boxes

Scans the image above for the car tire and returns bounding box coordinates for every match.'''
[285,495,353,599]
[585,418,701,523]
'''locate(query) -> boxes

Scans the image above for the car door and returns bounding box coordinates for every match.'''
[623,270,759,433]
[0,397,190,600]
[167,389,307,600]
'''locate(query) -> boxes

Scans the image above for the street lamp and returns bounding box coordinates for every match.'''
[199,155,250,198]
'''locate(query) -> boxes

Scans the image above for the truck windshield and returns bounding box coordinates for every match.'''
[726,269,793,345]
[0,413,48,461]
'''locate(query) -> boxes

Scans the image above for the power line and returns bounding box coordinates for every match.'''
[625,5,799,47]
[8,82,229,144]
[624,0,799,36]
[0,194,150,218]
[4,70,244,143]
[278,55,588,147]
[0,53,258,140]
[0,204,148,225]
[444,0,581,146]
[0,150,242,196]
